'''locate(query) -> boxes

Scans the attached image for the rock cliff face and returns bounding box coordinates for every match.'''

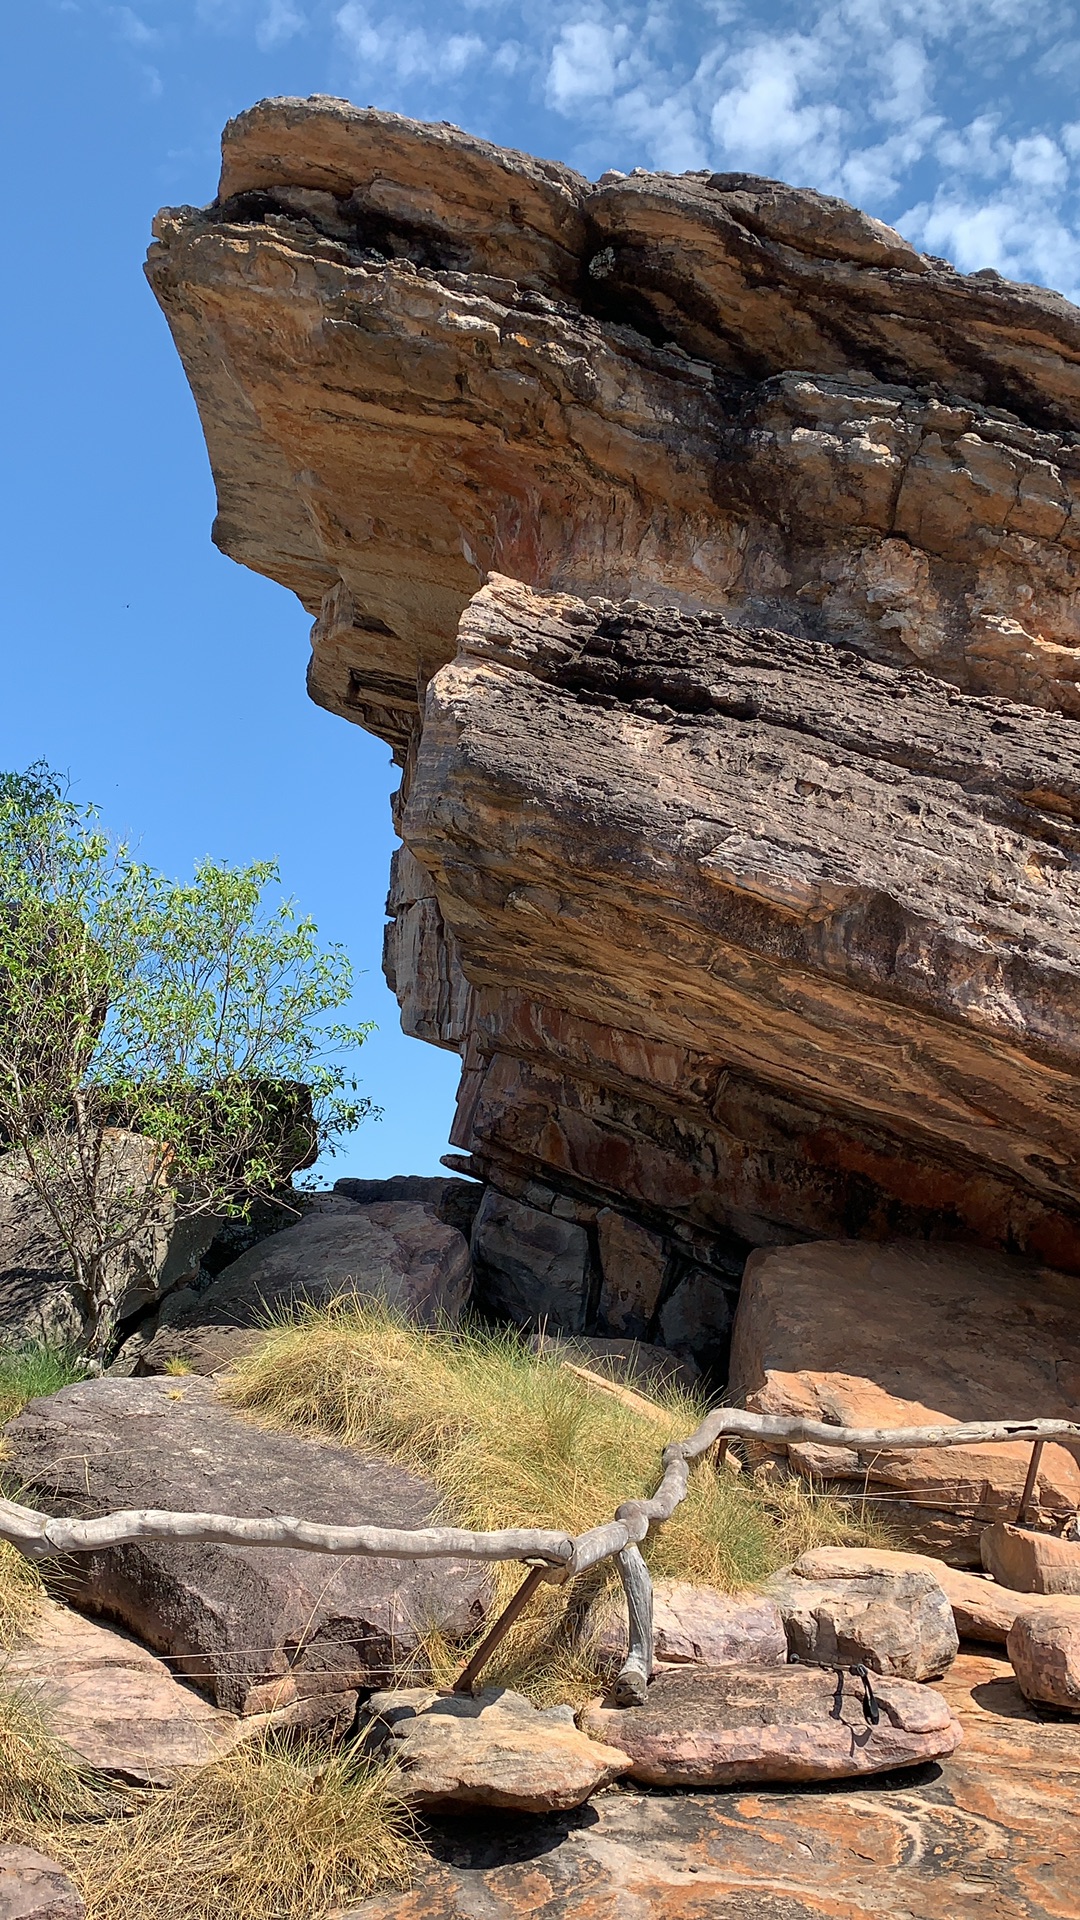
[148,96,1080,1360]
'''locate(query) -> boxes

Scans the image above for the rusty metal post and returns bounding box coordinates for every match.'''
[452,1565,548,1694]
[1016,1439,1046,1526]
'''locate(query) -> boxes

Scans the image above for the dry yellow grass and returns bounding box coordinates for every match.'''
[60,1738,418,1920]
[224,1302,886,1702]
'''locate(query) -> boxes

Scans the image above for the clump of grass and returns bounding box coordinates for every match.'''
[58,1737,417,1920]
[0,1342,85,1426]
[0,1683,101,1828]
[224,1302,884,1702]
[0,1543,43,1651]
[162,1356,194,1376]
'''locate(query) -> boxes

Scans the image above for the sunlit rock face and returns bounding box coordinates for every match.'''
[148,96,1080,1341]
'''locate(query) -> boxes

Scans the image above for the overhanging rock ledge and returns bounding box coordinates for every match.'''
[147,94,1080,1368]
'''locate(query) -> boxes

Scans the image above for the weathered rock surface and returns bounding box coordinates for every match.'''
[0,1134,217,1349]
[729,1238,1080,1559]
[2,1377,489,1713]
[580,1661,961,1785]
[344,1650,1080,1919]
[0,1850,83,1920]
[792,1543,1061,1645]
[333,1174,483,1238]
[471,1189,588,1332]
[120,1199,472,1373]
[1007,1599,1080,1711]
[766,1563,958,1679]
[1,1597,257,1786]
[594,1210,667,1338]
[148,100,1080,1295]
[589,1581,786,1672]
[981,1522,1080,1596]
[364,1686,629,1812]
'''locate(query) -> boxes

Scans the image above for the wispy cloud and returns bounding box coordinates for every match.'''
[256,0,306,49]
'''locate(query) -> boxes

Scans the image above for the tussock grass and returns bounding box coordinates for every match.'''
[0,1545,43,1651]
[51,1737,417,1920]
[224,1302,884,1702]
[0,1342,84,1426]
[0,1684,100,1827]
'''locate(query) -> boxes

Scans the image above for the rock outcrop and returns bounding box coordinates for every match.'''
[147,96,1080,1377]
[3,1377,489,1714]
[729,1239,1080,1559]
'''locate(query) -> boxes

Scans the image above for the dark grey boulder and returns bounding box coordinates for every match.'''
[4,1376,489,1715]
[116,1198,472,1374]
[334,1175,483,1238]
[472,1190,589,1332]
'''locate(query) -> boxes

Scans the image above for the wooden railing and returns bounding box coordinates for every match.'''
[2,1408,1077,1704]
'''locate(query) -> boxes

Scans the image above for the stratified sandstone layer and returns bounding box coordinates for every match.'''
[148,96,1080,1348]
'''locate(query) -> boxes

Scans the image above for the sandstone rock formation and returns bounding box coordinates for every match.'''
[1,1598,264,1787]
[363,1686,630,1813]
[579,1661,962,1785]
[1007,1599,1080,1711]
[765,1562,959,1679]
[982,1522,1080,1595]
[587,1581,786,1673]
[3,1376,489,1714]
[729,1239,1080,1558]
[0,1849,84,1920]
[345,1651,1080,1920]
[147,97,1080,1377]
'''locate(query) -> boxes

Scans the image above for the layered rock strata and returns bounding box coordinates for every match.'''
[148,96,1080,1362]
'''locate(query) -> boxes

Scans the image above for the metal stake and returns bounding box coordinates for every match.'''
[452,1564,547,1694]
[1016,1438,1046,1526]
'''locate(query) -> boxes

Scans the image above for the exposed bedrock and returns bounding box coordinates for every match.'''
[148,97,1080,1355]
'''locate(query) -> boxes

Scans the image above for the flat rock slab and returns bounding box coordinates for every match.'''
[1,1598,257,1786]
[767,1564,959,1679]
[589,1580,786,1671]
[3,1376,489,1713]
[343,1654,1079,1920]
[982,1522,1080,1596]
[792,1543,1060,1645]
[0,1850,83,1920]
[729,1239,1080,1562]
[580,1662,961,1786]
[364,1687,629,1813]
[1008,1599,1080,1712]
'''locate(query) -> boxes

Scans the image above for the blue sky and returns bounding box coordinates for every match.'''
[5,1,1080,1180]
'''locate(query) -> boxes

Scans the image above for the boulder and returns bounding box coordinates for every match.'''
[588,1581,786,1672]
[1,1597,260,1786]
[766,1562,958,1680]
[526,1334,700,1395]
[118,1199,472,1373]
[981,1523,1080,1597]
[334,1175,483,1239]
[594,1211,667,1339]
[0,1850,83,1920]
[471,1191,589,1333]
[2,1376,489,1715]
[579,1662,962,1786]
[363,1686,630,1812]
[1007,1600,1080,1712]
[0,1134,217,1349]
[728,1239,1080,1562]
[791,1543,1062,1646]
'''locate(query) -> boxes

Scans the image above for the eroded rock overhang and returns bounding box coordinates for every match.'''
[147,96,1080,1279]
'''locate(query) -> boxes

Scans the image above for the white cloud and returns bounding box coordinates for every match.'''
[335,3,484,82]
[547,21,629,110]
[709,34,846,185]
[256,0,306,50]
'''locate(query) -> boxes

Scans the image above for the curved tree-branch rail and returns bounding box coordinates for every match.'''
[2,1409,1076,1704]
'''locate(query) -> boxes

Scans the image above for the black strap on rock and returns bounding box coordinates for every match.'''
[851,1662,880,1725]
